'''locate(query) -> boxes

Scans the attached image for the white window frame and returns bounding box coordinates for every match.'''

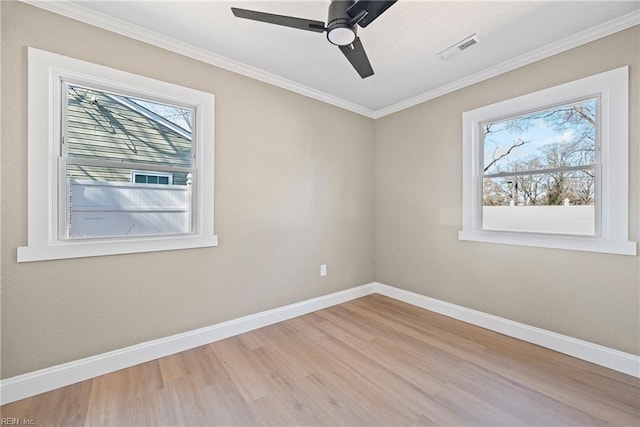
[131,171,174,185]
[459,66,636,256]
[18,48,217,262]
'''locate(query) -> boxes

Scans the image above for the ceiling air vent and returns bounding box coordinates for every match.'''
[436,33,482,60]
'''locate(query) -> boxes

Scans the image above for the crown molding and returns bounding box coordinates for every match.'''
[20,0,378,119]
[21,2,639,120]
[372,9,640,119]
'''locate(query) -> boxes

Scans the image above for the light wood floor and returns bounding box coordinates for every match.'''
[2,294,639,426]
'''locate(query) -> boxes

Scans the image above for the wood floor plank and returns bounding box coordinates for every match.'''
[0,378,92,426]
[448,361,608,425]
[157,352,190,384]
[83,360,163,426]
[2,294,638,426]
[210,336,276,403]
[314,318,449,395]
[236,330,267,351]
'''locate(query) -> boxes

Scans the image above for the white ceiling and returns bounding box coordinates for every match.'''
[30,1,640,117]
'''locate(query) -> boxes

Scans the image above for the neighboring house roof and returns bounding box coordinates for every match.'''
[66,85,192,165]
[107,94,193,140]
[66,85,193,183]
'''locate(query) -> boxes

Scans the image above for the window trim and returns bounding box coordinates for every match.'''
[459,66,636,255]
[18,48,217,262]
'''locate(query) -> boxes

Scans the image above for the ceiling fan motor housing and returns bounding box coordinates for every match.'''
[327,0,357,46]
[230,0,398,78]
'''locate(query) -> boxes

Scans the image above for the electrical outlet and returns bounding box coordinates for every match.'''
[320,264,327,277]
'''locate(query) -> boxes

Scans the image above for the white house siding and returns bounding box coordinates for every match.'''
[68,179,191,238]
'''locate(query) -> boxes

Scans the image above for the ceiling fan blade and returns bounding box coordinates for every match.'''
[347,0,397,28]
[338,37,374,78]
[231,7,326,33]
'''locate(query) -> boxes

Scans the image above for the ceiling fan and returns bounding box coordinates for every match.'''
[231,0,398,79]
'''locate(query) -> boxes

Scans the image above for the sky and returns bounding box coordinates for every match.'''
[482,98,595,174]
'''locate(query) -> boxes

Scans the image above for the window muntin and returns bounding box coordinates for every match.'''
[61,83,196,240]
[480,97,598,236]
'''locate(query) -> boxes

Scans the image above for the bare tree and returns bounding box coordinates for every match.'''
[482,98,596,206]
[483,137,529,173]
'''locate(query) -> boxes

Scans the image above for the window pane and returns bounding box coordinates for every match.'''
[158,176,169,185]
[483,98,596,175]
[65,165,192,239]
[482,170,595,235]
[66,85,193,168]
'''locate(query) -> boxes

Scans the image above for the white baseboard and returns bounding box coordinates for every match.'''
[2,281,638,405]
[0,283,376,405]
[373,282,640,378]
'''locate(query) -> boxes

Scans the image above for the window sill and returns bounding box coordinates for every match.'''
[458,230,636,256]
[17,234,218,262]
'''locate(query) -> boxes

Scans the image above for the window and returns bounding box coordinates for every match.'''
[132,172,174,185]
[482,97,597,235]
[63,83,194,240]
[460,67,635,255]
[18,48,217,262]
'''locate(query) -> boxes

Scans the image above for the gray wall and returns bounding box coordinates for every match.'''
[1,2,375,378]
[375,26,640,355]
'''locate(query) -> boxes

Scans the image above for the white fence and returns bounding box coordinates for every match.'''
[68,179,191,238]
[483,205,595,235]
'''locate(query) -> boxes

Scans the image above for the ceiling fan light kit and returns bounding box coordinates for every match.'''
[327,27,356,46]
[326,0,357,46]
[231,0,398,79]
